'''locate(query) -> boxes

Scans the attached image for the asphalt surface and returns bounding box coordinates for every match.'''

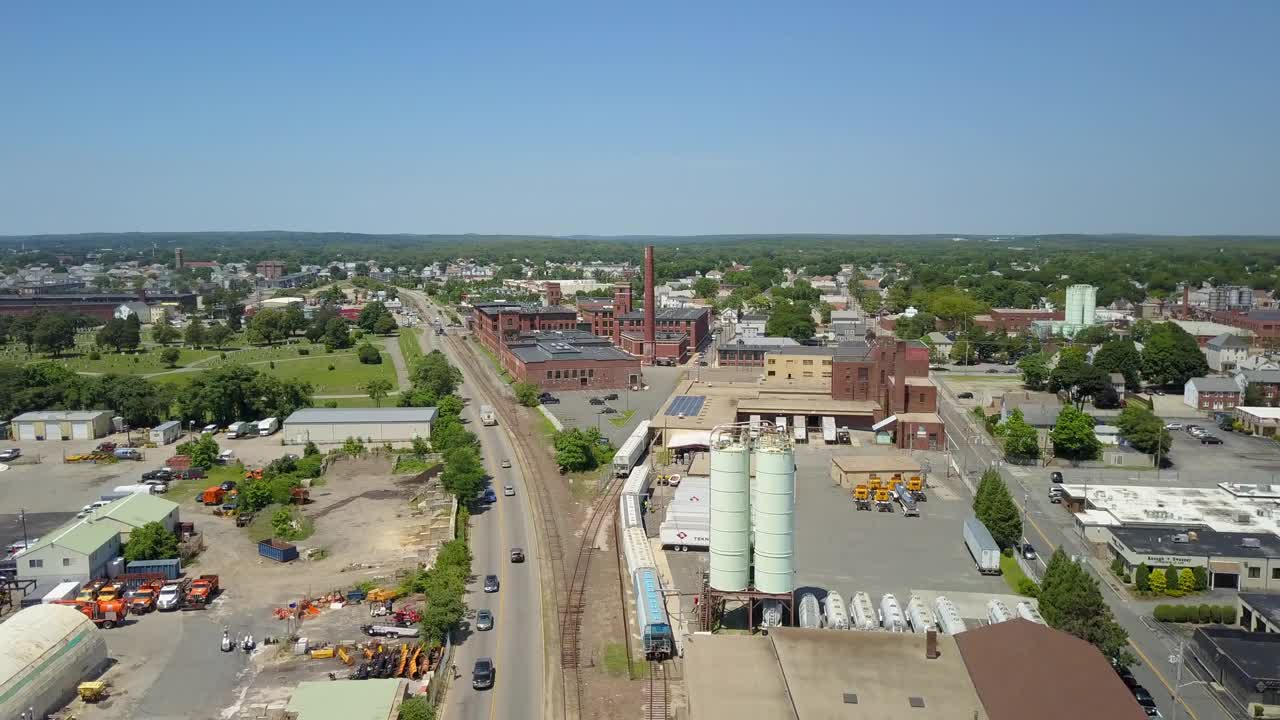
[934,374,1238,720]
[410,295,546,720]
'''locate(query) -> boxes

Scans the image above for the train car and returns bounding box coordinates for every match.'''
[619,492,644,531]
[633,568,673,660]
[612,421,652,477]
[621,464,651,497]
[1015,601,1045,625]
[933,596,967,635]
[849,591,877,631]
[622,527,657,577]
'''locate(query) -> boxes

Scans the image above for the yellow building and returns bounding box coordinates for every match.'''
[762,347,833,388]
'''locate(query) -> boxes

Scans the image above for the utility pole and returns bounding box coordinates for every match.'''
[1169,641,1185,720]
[19,508,29,549]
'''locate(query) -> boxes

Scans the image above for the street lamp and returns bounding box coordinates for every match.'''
[19,508,29,549]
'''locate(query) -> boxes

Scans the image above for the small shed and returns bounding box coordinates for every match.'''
[830,452,923,488]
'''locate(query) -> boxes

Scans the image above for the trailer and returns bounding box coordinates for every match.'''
[880,593,905,632]
[849,591,877,631]
[962,516,1002,575]
[824,592,849,630]
[1015,601,1045,625]
[479,404,497,426]
[257,417,279,437]
[933,596,967,635]
[225,421,250,439]
[792,415,807,443]
[41,581,82,604]
[658,520,709,551]
[986,599,1014,624]
[798,593,822,629]
[893,483,920,517]
[612,421,651,477]
[113,484,157,496]
[906,595,937,634]
[150,420,182,446]
[822,416,837,444]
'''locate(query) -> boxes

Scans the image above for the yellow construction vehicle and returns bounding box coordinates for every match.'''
[867,476,883,493]
[874,488,893,512]
[78,682,108,703]
[853,484,872,511]
[907,475,925,500]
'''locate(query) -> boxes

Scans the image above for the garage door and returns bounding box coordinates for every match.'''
[72,422,90,440]
[18,423,36,441]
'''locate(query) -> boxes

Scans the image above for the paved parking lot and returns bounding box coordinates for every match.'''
[544,365,682,444]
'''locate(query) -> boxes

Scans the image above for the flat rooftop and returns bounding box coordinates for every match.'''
[1195,627,1280,683]
[1063,483,1280,536]
[1108,526,1280,560]
[1239,592,1280,629]
[737,397,879,416]
[652,380,881,432]
[832,453,923,474]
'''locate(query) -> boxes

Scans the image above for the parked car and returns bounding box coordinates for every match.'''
[217,449,235,464]
[600,407,617,414]
[929,365,950,371]
[220,480,238,492]
[1002,368,1019,374]
[177,467,206,480]
[984,368,1000,374]
[510,548,525,563]
[1130,687,1159,717]
[957,392,974,399]
[603,393,619,401]
[476,609,494,631]
[483,575,500,593]
[472,658,495,690]
[588,397,605,405]
[1048,486,1064,504]
[0,448,21,461]
[1164,422,1183,431]
[504,484,515,496]
[1022,543,1037,561]
[1200,435,1224,445]
[1050,471,1064,483]
[202,424,219,434]
[539,393,559,404]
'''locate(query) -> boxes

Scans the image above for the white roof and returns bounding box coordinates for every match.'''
[667,430,713,449]
[1063,483,1280,536]
[1237,406,1280,420]
[0,604,99,689]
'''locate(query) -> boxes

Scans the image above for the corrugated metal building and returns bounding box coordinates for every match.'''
[282,407,437,445]
[11,410,113,441]
[0,604,109,720]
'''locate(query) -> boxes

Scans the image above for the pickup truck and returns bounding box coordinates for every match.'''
[185,574,220,607]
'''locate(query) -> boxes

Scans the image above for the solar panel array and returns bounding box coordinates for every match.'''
[665,395,706,417]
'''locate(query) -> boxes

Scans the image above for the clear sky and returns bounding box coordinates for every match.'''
[2,1,1277,236]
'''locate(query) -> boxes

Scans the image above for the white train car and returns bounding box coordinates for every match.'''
[933,596,967,635]
[880,593,905,632]
[906,594,937,634]
[849,591,878,631]
[619,492,644,531]
[824,592,850,630]
[622,464,651,497]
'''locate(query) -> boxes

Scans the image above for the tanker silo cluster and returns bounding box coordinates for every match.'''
[708,430,751,592]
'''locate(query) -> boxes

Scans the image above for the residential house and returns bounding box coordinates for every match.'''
[1184,377,1243,411]
[1000,391,1062,428]
[1205,333,1249,372]
[1234,369,1280,406]
[1108,373,1126,400]
[926,331,954,359]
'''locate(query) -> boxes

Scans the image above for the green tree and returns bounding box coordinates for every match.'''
[123,521,179,562]
[1191,566,1208,591]
[238,479,273,512]
[271,507,296,538]
[1243,382,1266,407]
[184,320,207,348]
[764,300,816,342]
[91,374,174,427]
[1142,322,1209,387]
[974,471,1022,547]
[1178,568,1196,593]
[554,428,600,472]
[1050,406,1102,460]
[176,433,220,467]
[159,347,181,368]
[441,446,486,500]
[322,317,352,349]
[373,314,398,335]
[1092,339,1142,390]
[1149,568,1167,595]
[177,364,313,425]
[246,308,290,345]
[409,351,464,397]
[151,322,180,345]
[513,382,541,407]
[1115,405,1172,457]
[1134,563,1151,592]
[357,301,391,332]
[363,378,393,407]
[692,277,719,299]
[1038,548,1135,667]
[283,303,307,336]
[96,318,140,353]
[949,339,976,365]
[33,312,76,357]
[1000,409,1041,460]
[1017,352,1051,390]
[356,343,382,364]
[973,468,1000,518]
[205,322,233,349]
[398,697,436,720]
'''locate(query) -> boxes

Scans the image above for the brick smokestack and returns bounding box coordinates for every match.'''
[644,245,656,364]
[926,629,939,659]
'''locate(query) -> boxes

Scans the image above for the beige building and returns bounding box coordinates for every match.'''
[830,452,923,488]
[762,347,833,388]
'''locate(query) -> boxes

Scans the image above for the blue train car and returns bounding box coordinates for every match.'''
[633,567,673,660]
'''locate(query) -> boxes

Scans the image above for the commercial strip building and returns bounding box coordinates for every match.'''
[685,622,1145,720]
[1232,406,1280,437]
[282,408,437,445]
[12,410,114,441]
[1104,525,1280,591]
[1238,592,1280,633]
[1188,627,1280,710]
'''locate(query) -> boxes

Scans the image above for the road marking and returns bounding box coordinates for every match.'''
[1126,637,1200,720]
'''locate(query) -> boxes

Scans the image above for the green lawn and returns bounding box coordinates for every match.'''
[398,328,423,363]
[1000,552,1039,596]
[57,347,222,374]
[315,395,402,408]
[608,409,636,428]
[259,352,397,394]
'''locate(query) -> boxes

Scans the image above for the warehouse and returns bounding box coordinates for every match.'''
[286,678,406,720]
[15,520,121,594]
[1189,627,1280,709]
[1104,526,1280,591]
[0,604,109,720]
[11,409,113,441]
[829,452,924,489]
[282,407,437,445]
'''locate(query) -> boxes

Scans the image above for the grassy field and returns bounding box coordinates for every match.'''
[398,328,423,363]
[258,352,396,395]
[608,409,636,428]
[1000,551,1039,596]
[60,347,222,374]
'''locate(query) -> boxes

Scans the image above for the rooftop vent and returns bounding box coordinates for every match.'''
[908,696,926,708]
[1172,533,1190,543]
[1242,538,1263,549]
[842,693,858,705]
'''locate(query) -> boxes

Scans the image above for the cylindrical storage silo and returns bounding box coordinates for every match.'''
[752,433,795,594]
[709,436,751,591]
[0,604,108,720]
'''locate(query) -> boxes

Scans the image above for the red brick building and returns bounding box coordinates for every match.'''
[471,302,579,357]
[1212,310,1280,344]
[577,284,633,344]
[617,306,711,362]
[974,308,1063,334]
[832,339,944,450]
[543,282,562,307]
[257,260,287,280]
[498,330,642,390]
[619,330,688,365]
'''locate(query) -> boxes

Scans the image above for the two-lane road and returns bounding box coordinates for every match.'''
[410,297,546,720]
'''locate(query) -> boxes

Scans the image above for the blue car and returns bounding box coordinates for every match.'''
[482,488,497,503]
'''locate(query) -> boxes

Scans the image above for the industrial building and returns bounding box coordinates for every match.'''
[285,678,407,720]
[830,452,924,489]
[0,291,197,321]
[470,301,579,357]
[1028,284,1097,338]
[497,330,641,390]
[86,491,181,541]
[282,407,437,445]
[0,604,109,720]
[617,306,711,362]
[1188,627,1280,709]
[11,410,114,441]
[972,308,1063,335]
[1104,526,1280,591]
[714,336,800,368]
[1238,592,1280,633]
[1062,482,1280,542]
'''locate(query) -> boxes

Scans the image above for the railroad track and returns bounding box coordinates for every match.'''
[644,661,669,720]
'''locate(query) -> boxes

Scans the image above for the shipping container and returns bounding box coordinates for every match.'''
[658,520,709,551]
[258,538,299,563]
[962,516,1002,575]
[125,558,182,580]
[41,581,82,604]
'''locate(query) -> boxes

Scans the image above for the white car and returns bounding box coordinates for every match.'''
[0,448,21,461]
[1164,422,1183,431]
[504,484,515,496]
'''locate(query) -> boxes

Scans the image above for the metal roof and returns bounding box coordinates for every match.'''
[12,410,113,423]
[89,492,178,528]
[284,407,438,424]
[0,604,101,694]
[25,518,120,556]
[286,678,406,720]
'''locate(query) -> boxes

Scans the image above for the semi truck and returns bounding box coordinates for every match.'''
[658,520,709,551]
[822,416,837,444]
[226,421,251,439]
[479,405,497,426]
[185,574,220,608]
[962,516,1002,575]
[257,417,279,437]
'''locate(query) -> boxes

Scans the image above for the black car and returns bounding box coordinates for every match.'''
[1200,435,1223,445]
[1050,471,1064,483]
[483,574,500,593]
[220,480,238,492]
[1131,687,1158,716]
[600,407,617,414]
[985,368,1000,374]
[603,393,619,401]
[957,392,974,399]
[472,658,495,690]
[588,397,605,405]
[539,393,559,404]
[142,469,173,482]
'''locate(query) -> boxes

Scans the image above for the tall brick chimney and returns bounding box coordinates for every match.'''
[644,245,656,364]
[174,247,184,271]
[926,629,939,659]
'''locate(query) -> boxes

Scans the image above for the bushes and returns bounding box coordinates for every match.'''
[1153,603,1236,624]
[357,343,382,365]
[297,347,310,356]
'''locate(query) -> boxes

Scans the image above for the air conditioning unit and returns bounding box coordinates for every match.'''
[1172,533,1190,543]
[1242,538,1263,549]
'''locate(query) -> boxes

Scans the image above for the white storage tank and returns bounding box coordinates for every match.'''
[824,592,849,630]
[906,594,937,634]
[709,431,751,592]
[933,596,967,635]
[1016,601,1046,625]
[849,591,877,631]
[880,593,905,632]
[798,592,822,629]
[760,599,784,628]
[0,604,108,720]
[752,431,796,594]
[987,599,1015,625]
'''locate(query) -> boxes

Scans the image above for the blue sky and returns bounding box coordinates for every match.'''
[2,1,1277,236]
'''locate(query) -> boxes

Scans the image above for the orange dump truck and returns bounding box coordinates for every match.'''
[128,580,165,614]
[185,574,220,608]
[202,487,226,506]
